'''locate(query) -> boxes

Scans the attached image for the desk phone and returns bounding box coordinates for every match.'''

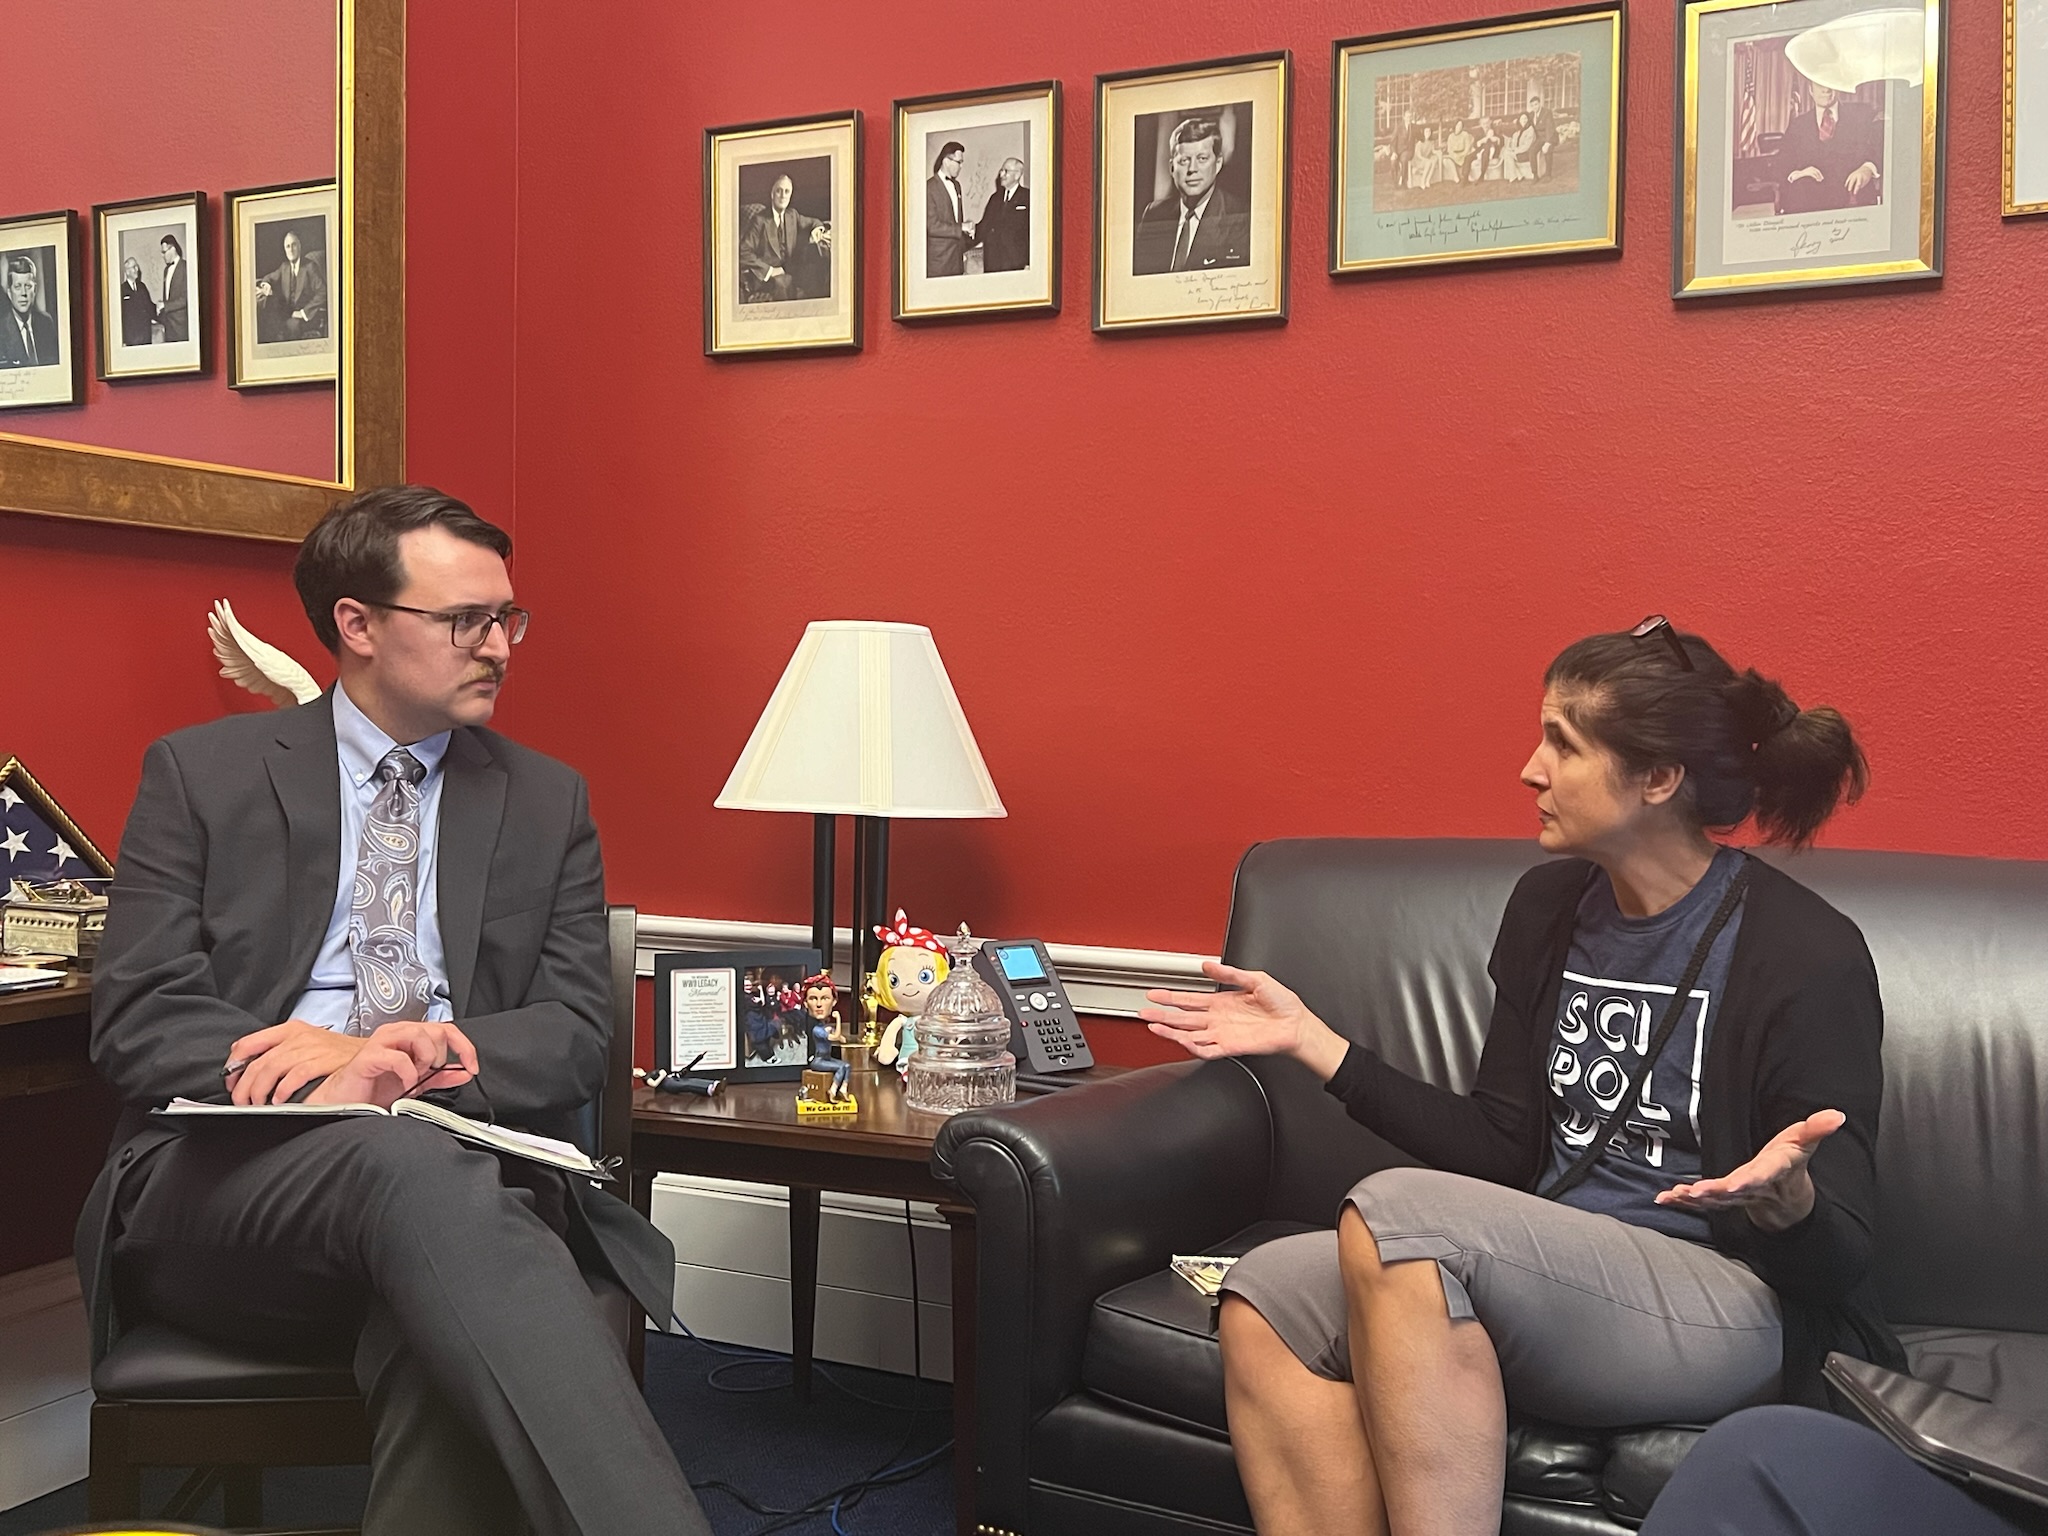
[972,938,1095,1075]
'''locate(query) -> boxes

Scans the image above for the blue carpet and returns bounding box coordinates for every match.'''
[0,1333,952,1535]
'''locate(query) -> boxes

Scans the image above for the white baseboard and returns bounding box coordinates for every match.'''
[0,1259,89,1511]
[636,915,1215,1018]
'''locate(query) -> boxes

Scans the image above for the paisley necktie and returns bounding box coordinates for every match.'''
[346,747,433,1036]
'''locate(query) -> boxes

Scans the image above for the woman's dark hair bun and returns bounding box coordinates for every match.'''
[1733,668,1868,847]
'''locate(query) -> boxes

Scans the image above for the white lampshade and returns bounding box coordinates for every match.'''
[716,621,1006,819]
[1786,9,1927,93]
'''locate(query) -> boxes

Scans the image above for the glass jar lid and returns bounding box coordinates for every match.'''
[922,927,1006,1026]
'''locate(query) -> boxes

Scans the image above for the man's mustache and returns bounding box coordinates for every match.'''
[469,663,506,685]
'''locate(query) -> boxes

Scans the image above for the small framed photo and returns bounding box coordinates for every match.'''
[2008,0,2048,216]
[227,180,339,389]
[894,80,1061,322]
[1675,0,1945,298]
[0,211,84,411]
[653,948,822,1082]
[1331,4,1626,275]
[704,111,862,357]
[93,191,207,380]
[1094,51,1292,333]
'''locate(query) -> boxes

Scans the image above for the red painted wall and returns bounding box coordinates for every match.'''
[494,0,2048,971]
[9,0,336,479]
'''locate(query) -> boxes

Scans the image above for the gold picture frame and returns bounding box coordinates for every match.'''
[1094,51,1292,334]
[0,0,404,542]
[1674,0,1945,299]
[0,756,115,881]
[2007,0,2048,216]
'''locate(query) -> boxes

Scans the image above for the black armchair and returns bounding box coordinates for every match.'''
[935,840,2048,1536]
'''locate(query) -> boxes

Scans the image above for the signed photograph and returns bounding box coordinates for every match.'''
[94,191,207,381]
[228,180,339,389]
[2009,0,2048,215]
[1676,0,1944,296]
[0,210,83,410]
[895,80,1060,321]
[1095,52,1290,333]
[704,111,862,357]
[1332,5,1623,275]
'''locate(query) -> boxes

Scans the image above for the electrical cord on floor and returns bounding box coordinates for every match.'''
[664,1199,950,1533]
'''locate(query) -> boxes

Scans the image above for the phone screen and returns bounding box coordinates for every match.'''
[996,945,1047,983]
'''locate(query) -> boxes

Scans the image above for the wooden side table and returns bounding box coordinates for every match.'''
[1,973,116,1276]
[630,1065,1126,1536]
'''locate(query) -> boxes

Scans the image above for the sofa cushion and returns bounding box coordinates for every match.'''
[1083,1221,1315,1436]
[1505,1418,1610,1504]
[1901,1326,2048,1419]
[1598,1425,1705,1526]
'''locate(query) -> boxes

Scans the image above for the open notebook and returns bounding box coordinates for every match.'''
[157,1097,613,1181]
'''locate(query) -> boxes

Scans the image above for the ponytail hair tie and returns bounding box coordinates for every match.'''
[1758,698,1800,745]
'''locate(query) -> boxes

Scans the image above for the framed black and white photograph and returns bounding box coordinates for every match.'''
[1675,0,1945,298]
[704,111,862,357]
[894,80,1060,322]
[1094,51,1292,333]
[1332,4,1625,275]
[93,191,207,380]
[2008,0,2048,216]
[653,948,822,1082]
[227,180,339,389]
[0,210,84,412]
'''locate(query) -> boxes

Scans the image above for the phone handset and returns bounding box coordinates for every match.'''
[971,938,1095,1076]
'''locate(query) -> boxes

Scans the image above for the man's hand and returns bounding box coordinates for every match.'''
[1655,1109,1844,1232]
[1140,961,1351,1081]
[1844,162,1879,197]
[1788,165,1824,183]
[227,1020,477,1107]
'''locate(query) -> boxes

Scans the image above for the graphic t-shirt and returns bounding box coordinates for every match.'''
[1544,847,1747,1244]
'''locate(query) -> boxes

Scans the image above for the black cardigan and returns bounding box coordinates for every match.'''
[1325,853,1906,1407]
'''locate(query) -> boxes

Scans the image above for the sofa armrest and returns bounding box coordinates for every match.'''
[932,1058,1272,1533]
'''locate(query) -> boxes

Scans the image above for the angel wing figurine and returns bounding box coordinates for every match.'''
[208,599,321,708]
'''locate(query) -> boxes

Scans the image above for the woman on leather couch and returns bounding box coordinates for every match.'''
[1142,618,1903,1536]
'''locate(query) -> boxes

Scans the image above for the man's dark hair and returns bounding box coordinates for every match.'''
[4,255,35,283]
[159,234,183,258]
[1169,117,1224,159]
[934,141,966,173]
[292,484,512,652]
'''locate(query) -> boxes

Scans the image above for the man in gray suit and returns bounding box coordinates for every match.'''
[79,485,709,1536]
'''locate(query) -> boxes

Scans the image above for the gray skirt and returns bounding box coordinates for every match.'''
[1220,1167,1783,1427]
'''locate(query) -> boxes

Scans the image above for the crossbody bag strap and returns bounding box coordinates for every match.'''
[1539,858,1752,1202]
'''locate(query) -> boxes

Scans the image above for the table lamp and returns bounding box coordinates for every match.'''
[715,620,1006,1008]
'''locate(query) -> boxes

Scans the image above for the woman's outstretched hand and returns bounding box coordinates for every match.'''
[1139,961,1351,1082]
[1655,1109,1844,1232]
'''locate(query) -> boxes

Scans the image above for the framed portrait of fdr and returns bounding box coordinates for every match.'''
[704,111,862,357]
[2008,0,2048,216]
[1094,51,1292,334]
[227,180,340,390]
[1674,0,1945,298]
[894,80,1061,323]
[93,191,208,381]
[0,210,84,412]
[1331,4,1625,276]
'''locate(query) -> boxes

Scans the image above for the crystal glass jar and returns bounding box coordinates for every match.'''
[903,933,1016,1115]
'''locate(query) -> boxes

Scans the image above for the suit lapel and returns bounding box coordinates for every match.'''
[437,728,506,1016]
[264,693,343,1015]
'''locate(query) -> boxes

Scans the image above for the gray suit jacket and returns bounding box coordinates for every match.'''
[76,691,672,1357]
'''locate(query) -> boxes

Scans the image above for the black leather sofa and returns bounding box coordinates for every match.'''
[934,840,2048,1536]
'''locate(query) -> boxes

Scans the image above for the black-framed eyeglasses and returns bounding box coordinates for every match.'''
[1629,614,1694,672]
[368,602,530,649]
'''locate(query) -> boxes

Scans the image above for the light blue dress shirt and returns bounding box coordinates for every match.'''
[287,684,455,1031]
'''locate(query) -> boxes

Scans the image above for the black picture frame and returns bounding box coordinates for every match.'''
[892,78,1063,324]
[0,209,86,412]
[653,947,823,1082]
[1327,2,1628,277]
[1092,49,1294,335]
[702,110,864,358]
[225,178,341,391]
[91,190,210,382]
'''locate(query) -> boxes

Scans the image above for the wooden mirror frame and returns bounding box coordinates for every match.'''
[0,0,403,544]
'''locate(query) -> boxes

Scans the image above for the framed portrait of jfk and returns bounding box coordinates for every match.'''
[93,191,208,380]
[2008,0,2048,216]
[704,110,862,357]
[227,180,339,390]
[1331,4,1625,275]
[894,80,1060,323]
[0,210,84,412]
[1094,51,1291,334]
[1674,0,1945,298]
